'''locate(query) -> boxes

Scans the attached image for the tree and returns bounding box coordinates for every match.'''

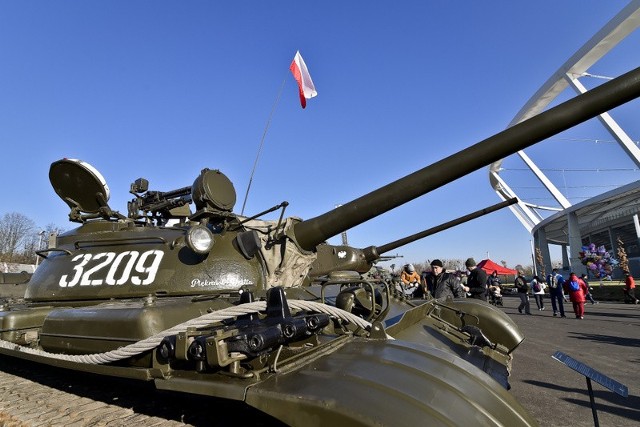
[535,247,546,279]
[0,213,35,262]
[617,236,629,274]
[443,258,464,272]
[414,258,464,273]
[19,223,66,264]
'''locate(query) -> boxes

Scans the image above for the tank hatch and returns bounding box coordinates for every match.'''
[49,158,110,214]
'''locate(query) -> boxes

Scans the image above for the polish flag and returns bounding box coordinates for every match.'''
[289,51,317,108]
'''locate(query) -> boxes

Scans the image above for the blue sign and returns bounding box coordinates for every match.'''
[552,351,628,397]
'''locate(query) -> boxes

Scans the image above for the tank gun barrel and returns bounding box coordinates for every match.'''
[293,66,640,251]
[363,198,518,261]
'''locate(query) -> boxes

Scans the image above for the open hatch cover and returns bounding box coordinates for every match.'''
[49,158,110,214]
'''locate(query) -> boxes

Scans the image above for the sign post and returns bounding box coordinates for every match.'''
[552,351,628,427]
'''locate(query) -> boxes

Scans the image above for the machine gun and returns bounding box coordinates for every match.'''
[127,177,193,225]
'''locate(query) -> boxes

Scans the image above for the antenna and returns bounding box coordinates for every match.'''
[240,76,287,216]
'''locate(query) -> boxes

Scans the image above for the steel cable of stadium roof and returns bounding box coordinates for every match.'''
[513,185,627,191]
[527,196,635,206]
[503,167,639,172]
[556,137,640,144]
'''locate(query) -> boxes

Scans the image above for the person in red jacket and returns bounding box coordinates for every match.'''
[623,272,639,304]
[564,272,589,319]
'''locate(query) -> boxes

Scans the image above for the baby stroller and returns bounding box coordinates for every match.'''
[488,285,503,306]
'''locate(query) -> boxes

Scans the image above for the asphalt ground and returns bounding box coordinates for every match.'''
[502,294,640,427]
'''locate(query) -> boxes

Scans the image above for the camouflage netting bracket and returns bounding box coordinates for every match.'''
[244,217,317,288]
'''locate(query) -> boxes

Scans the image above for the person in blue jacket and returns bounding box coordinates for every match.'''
[547,268,566,317]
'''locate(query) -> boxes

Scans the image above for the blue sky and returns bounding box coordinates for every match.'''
[1,1,639,270]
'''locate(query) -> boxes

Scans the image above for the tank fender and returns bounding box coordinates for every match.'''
[436,299,524,353]
[244,338,537,426]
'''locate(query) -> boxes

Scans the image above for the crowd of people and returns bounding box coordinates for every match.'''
[396,260,638,319]
[399,258,481,301]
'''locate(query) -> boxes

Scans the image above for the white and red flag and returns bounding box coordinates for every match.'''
[289,50,317,108]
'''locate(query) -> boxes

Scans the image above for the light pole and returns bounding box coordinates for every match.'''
[35,230,45,269]
[530,239,537,276]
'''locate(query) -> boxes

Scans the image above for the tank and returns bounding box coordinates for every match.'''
[1,66,640,426]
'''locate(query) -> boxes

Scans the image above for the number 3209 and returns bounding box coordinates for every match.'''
[59,250,164,287]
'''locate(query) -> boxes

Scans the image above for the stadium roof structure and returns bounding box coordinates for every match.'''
[536,180,640,245]
[489,1,640,275]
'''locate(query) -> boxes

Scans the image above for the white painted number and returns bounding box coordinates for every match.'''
[131,250,163,285]
[106,251,139,286]
[59,254,92,288]
[80,252,116,286]
[58,250,164,288]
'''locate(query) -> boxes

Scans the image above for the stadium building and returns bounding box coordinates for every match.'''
[490,1,640,279]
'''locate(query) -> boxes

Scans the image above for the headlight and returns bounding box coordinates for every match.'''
[186,226,214,254]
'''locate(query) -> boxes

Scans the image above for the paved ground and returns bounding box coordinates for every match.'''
[0,356,284,426]
[503,295,640,426]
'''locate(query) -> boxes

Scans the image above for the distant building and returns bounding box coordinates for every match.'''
[532,183,640,279]
[1,263,36,274]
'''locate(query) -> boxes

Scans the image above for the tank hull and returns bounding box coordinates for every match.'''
[0,300,536,426]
